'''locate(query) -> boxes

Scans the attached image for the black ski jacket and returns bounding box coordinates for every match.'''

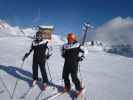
[28,40,52,63]
[62,41,84,67]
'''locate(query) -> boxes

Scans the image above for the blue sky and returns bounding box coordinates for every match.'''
[0,0,133,34]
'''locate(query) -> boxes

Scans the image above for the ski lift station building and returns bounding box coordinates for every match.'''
[38,25,54,40]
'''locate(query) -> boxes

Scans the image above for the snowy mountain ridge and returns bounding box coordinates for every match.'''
[0,20,64,45]
[0,20,23,36]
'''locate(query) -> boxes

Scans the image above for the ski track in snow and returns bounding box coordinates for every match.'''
[0,37,133,100]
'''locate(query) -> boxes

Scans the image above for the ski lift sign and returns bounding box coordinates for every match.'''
[38,26,54,40]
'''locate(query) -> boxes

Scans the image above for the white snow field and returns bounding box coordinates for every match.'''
[0,36,133,100]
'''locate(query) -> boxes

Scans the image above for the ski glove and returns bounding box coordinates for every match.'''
[22,53,29,61]
[78,55,85,62]
[46,54,52,59]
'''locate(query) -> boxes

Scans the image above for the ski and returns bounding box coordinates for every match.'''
[44,88,79,100]
[41,84,65,100]
[43,91,66,100]
[19,78,44,99]
[35,86,56,100]
[72,87,86,100]
[43,86,75,100]
[19,85,37,99]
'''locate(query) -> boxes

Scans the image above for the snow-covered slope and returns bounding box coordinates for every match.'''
[52,35,64,45]
[84,41,103,53]
[0,37,133,100]
[22,28,37,37]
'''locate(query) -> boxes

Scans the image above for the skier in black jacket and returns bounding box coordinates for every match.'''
[62,33,85,96]
[22,32,52,89]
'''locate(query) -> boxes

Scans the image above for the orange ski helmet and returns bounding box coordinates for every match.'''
[67,32,76,43]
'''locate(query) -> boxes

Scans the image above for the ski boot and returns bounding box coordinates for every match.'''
[75,86,84,97]
[43,83,48,90]
[32,80,37,87]
[63,85,70,92]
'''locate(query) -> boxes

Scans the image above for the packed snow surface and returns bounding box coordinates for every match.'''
[0,37,133,100]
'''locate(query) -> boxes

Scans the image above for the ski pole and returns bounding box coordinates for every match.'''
[46,61,56,90]
[78,62,85,87]
[78,62,83,81]
[46,61,53,82]
[0,72,12,98]
[11,61,24,99]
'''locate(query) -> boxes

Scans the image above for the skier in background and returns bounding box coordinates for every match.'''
[22,32,52,90]
[61,33,85,96]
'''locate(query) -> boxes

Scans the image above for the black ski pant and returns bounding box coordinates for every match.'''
[62,63,81,91]
[32,60,48,83]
